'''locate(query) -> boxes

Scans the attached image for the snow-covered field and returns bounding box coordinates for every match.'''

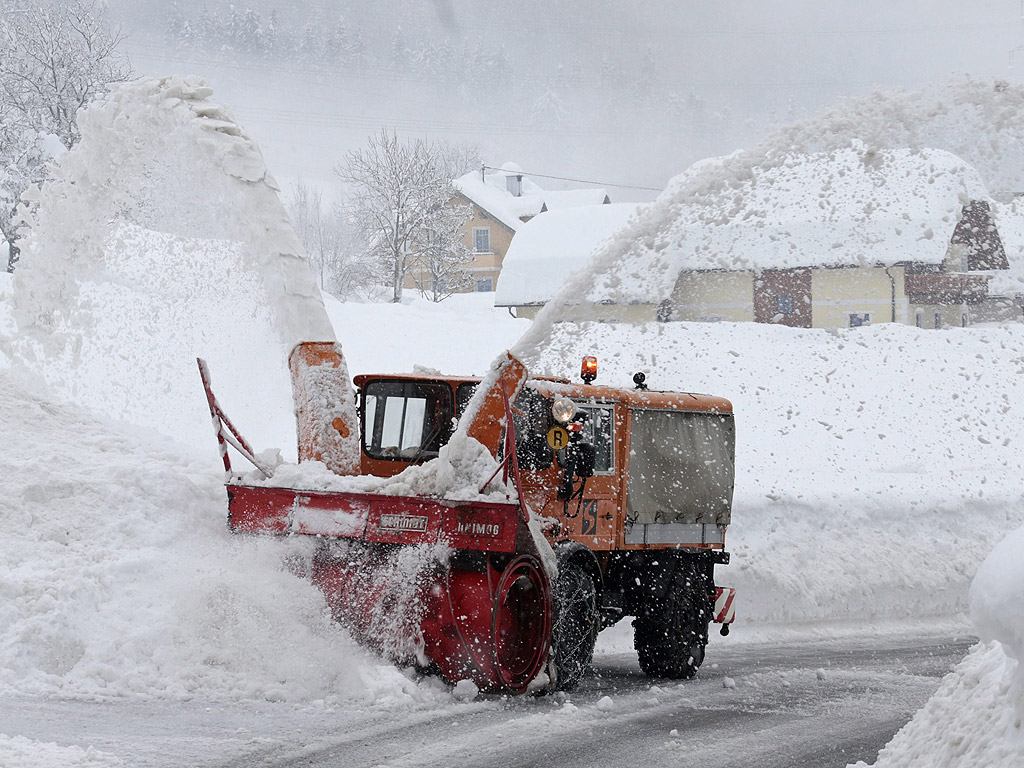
[2,76,1024,767]
[3,256,1024,764]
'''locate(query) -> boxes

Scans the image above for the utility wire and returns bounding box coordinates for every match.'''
[481,165,662,192]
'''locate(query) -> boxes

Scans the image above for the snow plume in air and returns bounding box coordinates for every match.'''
[4,75,333,450]
[511,76,1024,364]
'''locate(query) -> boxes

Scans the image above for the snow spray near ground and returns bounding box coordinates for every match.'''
[0,78,465,712]
[0,368,436,706]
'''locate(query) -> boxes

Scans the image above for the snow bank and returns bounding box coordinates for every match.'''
[0,735,122,768]
[853,522,1024,767]
[855,642,1021,768]
[530,319,1024,625]
[0,369,424,704]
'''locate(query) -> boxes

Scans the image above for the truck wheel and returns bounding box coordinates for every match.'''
[634,571,710,680]
[551,564,598,690]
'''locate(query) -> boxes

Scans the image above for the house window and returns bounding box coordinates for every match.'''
[473,227,491,253]
[849,313,870,328]
[476,278,493,292]
[934,312,942,329]
[915,310,923,328]
[776,295,794,314]
[962,312,968,328]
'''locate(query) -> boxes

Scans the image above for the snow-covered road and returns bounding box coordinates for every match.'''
[0,628,973,768]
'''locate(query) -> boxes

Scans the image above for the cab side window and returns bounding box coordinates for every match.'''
[513,387,553,470]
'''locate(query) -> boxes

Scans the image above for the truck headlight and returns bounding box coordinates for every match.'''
[552,397,576,424]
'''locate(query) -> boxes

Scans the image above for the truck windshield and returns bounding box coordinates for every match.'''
[362,380,454,461]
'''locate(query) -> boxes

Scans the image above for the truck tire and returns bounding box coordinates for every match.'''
[551,564,599,690]
[633,566,710,680]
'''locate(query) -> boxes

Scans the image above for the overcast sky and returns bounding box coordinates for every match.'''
[109,1,1024,199]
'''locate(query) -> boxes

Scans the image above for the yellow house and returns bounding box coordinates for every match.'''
[442,163,611,293]
[502,146,1009,329]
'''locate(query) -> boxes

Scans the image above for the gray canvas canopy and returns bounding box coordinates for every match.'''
[626,409,735,526]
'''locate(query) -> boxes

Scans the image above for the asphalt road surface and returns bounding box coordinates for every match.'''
[0,628,974,768]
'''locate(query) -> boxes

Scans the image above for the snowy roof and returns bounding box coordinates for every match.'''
[452,165,610,233]
[587,146,993,304]
[494,203,641,306]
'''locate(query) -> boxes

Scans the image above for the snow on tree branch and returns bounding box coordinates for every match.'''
[336,130,476,303]
[0,0,130,271]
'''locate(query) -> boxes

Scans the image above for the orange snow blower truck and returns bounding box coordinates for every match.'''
[199,343,736,693]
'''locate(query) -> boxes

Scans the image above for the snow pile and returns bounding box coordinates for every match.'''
[0,369,407,704]
[529,319,1024,625]
[0,735,122,768]
[259,431,513,502]
[854,527,1024,767]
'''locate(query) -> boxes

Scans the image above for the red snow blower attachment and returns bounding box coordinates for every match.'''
[198,345,552,693]
[201,341,738,694]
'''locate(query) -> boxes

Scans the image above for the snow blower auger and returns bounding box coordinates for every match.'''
[198,344,552,694]
[199,343,738,694]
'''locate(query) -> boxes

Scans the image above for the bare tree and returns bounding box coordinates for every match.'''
[336,130,473,303]
[434,138,483,181]
[0,0,131,270]
[408,205,473,302]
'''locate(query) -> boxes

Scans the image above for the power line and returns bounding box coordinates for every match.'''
[481,165,662,193]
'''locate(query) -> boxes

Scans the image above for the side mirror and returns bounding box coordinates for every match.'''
[573,442,596,479]
[557,440,596,500]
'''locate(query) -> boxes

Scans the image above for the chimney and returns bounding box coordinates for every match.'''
[506,173,523,197]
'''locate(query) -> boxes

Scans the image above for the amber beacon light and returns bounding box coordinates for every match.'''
[581,356,598,384]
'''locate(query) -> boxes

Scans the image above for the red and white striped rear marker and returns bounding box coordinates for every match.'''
[713,586,736,623]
